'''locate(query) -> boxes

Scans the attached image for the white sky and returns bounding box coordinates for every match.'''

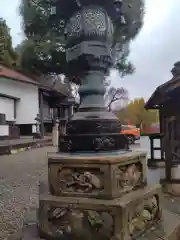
[0,0,23,46]
[0,0,180,101]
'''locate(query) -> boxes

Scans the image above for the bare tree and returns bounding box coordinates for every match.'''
[105,86,129,112]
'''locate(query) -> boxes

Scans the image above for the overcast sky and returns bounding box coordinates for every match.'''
[0,0,180,101]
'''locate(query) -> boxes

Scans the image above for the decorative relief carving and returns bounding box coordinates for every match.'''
[67,120,121,134]
[59,134,128,152]
[96,121,121,132]
[93,137,115,151]
[67,12,82,36]
[47,206,114,239]
[58,168,104,193]
[83,9,106,34]
[115,163,144,194]
[128,195,160,237]
[66,8,109,39]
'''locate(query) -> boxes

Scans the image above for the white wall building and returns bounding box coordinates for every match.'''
[0,77,39,124]
[0,64,76,138]
[0,65,42,138]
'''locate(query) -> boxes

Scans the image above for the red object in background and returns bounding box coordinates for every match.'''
[121,125,140,139]
[143,123,160,134]
[125,120,160,135]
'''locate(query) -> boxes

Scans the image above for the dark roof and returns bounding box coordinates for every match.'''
[0,64,39,85]
[145,75,180,109]
[0,64,69,97]
[37,77,69,96]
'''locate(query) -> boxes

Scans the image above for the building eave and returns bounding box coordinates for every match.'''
[0,93,20,100]
[0,75,40,86]
[0,64,70,98]
[0,64,40,86]
[145,75,180,110]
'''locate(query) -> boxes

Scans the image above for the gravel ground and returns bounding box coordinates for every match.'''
[0,147,55,240]
[0,137,161,239]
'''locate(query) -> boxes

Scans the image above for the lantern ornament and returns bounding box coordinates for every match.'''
[47,0,144,152]
[49,0,134,152]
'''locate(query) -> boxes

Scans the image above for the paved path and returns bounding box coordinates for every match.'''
[0,147,55,239]
[0,137,163,239]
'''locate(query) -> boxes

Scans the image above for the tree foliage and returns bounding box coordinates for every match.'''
[116,98,159,128]
[18,0,144,77]
[0,18,17,67]
[115,107,129,124]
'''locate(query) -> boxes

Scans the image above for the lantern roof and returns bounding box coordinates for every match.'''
[53,0,122,23]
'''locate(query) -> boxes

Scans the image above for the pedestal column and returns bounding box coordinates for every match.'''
[78,71,106,111]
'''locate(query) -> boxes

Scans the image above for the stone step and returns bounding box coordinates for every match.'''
[8,209,180,240]
[38,184,162,240]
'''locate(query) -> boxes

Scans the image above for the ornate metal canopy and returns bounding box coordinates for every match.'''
[52,0,122,23]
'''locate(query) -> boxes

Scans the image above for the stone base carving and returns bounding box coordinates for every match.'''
[8,208,180,240]
[120,184,162,239]
[48,151,147,199]
[137,209,180,240]
[38,184,161,240]
[59,133,129,152]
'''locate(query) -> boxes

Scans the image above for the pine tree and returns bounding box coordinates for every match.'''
[0,18,17,67]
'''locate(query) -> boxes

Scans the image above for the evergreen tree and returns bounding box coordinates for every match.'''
[0,18,17,67]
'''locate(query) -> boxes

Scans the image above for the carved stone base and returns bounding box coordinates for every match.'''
[9,207,180,240]
[38,184,161,240]
[8,207,180,240]
[137,209,180,240]
[48,151,147,199]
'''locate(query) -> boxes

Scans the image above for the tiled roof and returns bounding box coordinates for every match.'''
[0,64,39,85]
[38,77,69,96]
[0,64,70,97]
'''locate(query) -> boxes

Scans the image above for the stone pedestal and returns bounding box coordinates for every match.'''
[38,184,161,240]
[37,151,163,240]
[48,151,147,199]
[10,208,180,240]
